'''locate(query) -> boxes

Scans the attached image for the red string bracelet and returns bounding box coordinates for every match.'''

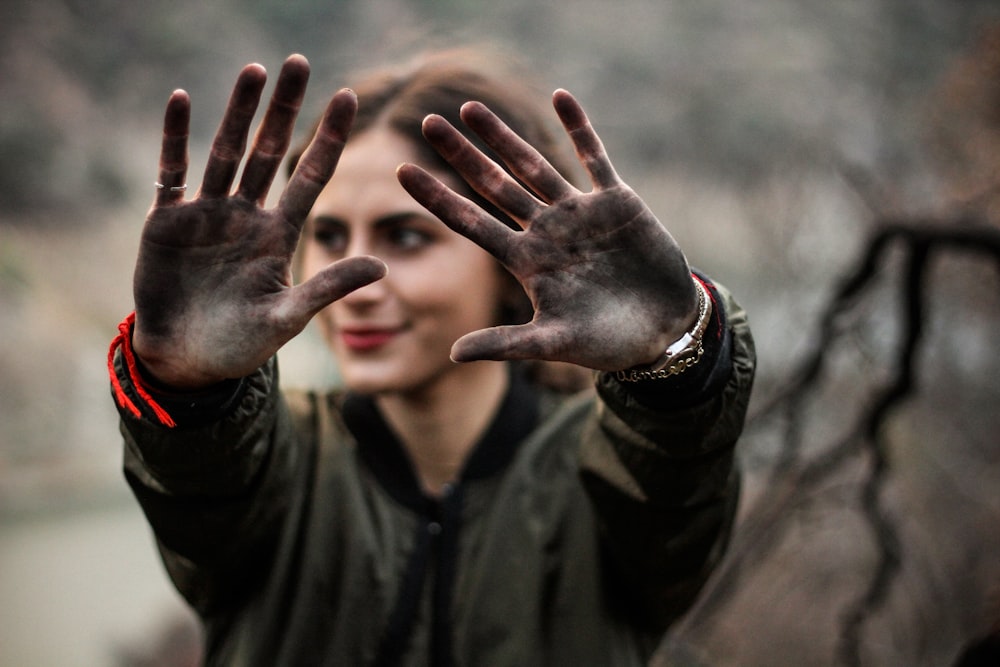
[107,312,177,428]
[693,273,722,342]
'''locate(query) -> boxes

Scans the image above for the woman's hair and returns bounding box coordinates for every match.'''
[289,47,592,393]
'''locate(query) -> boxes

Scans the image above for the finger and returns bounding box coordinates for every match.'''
[459,101,575,204]
[421,114,544,222]
[199,63,268,198]
[279,88,357,226]
[155,90,191,206]
[283,255,387,321]
[552,89,621,190]
[236,54,311,204]
[396,163,517,264]
[451,322,559,363]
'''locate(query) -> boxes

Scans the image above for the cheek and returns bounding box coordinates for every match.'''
[297,242,323,282]
[311,302,337,348]
[437,264,507,330]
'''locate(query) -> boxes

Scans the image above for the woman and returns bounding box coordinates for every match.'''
[109,51,755,666]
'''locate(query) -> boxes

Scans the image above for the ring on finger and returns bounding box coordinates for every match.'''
[154,182,188,192]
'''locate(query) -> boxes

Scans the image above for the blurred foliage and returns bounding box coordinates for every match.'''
[2,0,999,225]
[0,113,61,213]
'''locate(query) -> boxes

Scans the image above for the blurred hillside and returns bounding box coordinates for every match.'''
[2,1,1000,665]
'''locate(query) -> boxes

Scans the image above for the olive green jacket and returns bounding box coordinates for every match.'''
[114,281,754,666]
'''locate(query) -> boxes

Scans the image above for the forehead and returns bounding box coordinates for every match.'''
[335,128,420,187]
[310,127,457,220]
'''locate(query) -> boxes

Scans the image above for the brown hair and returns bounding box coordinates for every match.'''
[289,48,592,393]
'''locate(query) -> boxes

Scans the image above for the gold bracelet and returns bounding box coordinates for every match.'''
[614,279,712,383]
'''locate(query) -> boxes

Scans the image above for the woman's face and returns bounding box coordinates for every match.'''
[301,127,507,396]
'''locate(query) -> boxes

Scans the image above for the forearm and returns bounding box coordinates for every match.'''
[579,279,755,629]
[114,351,278,496]
[111,346,304,614]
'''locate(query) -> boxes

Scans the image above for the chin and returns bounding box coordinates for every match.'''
[338,363,423,396]
[338,357,456,397]
[339,372,398,396]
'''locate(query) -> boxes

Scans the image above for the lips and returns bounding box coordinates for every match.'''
[339,327,401,352]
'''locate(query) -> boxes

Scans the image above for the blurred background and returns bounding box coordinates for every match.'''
[2,1,1000,665]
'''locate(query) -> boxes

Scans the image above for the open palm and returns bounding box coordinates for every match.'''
[397,90,698,371]
[132,56,385,388]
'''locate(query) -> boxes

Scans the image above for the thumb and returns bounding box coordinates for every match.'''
[451,322,557,363]
[291,256,387,317]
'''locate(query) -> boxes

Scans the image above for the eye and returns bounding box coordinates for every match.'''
[310,219,348,254]
[387,225,433,251]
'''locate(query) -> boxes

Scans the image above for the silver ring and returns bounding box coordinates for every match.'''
[154,182,187,192]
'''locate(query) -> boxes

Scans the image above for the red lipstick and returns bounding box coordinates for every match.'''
[340,329,398,351]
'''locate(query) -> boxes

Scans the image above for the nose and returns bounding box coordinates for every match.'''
[337,260,389,307]
[340,231,389,299]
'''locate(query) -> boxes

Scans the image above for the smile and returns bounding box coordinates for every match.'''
[340,328,401,352]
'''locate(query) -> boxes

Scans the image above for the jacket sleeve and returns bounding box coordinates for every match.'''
[112,354,312,617]
[578,279,755,632]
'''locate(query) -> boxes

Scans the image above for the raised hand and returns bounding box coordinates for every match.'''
[397,89,698,372]
[132,55,386,389]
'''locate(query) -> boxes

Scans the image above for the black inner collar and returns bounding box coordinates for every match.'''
[342,365,540,511]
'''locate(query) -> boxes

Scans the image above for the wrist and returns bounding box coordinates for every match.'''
[132,329,228,392]
[108,312,177,427]
[615,276,712,383]
[131,353,225,393]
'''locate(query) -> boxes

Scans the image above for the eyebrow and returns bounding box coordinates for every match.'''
[310,211,441,230]
[310,214,347,228]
